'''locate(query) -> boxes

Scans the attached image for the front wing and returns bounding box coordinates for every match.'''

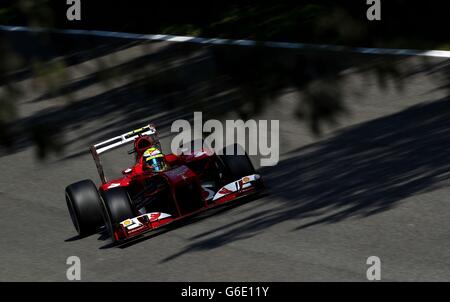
[112,174,263,242]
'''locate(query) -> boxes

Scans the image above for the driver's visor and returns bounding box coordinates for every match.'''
[145,155,166,172]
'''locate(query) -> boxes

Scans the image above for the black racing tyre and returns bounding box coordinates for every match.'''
[65,179,104,237]
[219,143,256,181]
[101,188,135,240]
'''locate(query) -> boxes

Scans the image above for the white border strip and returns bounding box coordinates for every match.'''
[1,24,450,58]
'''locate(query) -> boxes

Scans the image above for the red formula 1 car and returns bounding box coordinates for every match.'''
[65,124,263,243]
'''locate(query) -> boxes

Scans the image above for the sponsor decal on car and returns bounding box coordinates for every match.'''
[213,174,260,201]
[120,212,172,229]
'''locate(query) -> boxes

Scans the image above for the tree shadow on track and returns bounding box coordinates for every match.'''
[3,30,421,159]
[159,96,450,262]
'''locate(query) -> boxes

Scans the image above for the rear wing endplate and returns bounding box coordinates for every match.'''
[90,124,158,184]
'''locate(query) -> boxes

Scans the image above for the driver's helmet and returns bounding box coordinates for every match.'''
[143,147,168,172]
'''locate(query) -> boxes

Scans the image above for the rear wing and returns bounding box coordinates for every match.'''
[90,124,159,184]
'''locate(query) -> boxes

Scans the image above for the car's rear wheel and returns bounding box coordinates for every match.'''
[101,188,135,241]
[65,179,104,237]
[219,143,256,181]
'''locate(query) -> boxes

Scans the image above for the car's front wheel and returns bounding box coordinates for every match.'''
[101,187,135,241]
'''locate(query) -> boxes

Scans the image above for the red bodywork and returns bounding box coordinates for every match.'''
[95,135,262,242]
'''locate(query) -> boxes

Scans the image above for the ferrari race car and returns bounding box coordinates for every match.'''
[65,124,264,243]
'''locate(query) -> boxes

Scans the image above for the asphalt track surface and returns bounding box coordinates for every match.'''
[1,32,450,281]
